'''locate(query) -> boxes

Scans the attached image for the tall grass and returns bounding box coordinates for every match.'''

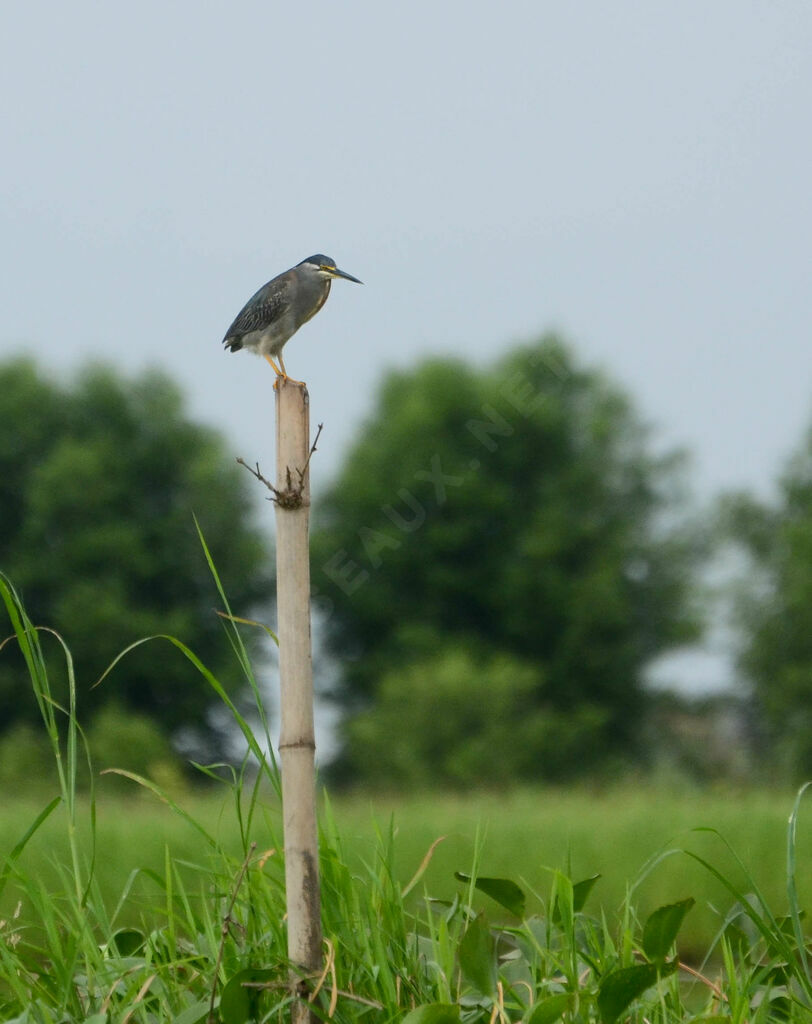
[1,569,811,1022]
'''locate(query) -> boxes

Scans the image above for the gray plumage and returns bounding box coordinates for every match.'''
[222,254,362,379]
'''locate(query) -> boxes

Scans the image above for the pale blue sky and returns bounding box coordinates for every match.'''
[2,2,811,695]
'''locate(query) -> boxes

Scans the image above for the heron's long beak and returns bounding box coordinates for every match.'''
[327,266,363,284]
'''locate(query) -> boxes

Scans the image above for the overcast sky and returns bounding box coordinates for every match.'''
[2,2,810,695]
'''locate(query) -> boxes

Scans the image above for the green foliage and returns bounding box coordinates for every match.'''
[724,418,812,778]
[2,572,812,1022]
[455,871,527,918]
[401,1006,461,1024]
[312,338,701,783]
[458,912,498,995]
[0,357,271,760]
[641,898,696,966]
[86,702,185,792]
[0,723,57,793]
[596,961,674,1024]
[337,647,611,787]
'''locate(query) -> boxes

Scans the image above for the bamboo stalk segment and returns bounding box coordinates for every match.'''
[274,378,321,1022]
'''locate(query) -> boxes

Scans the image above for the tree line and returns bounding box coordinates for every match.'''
[0,341,809,786]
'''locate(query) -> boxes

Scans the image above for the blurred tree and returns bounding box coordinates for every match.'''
[312,337,701,784]
[338,647,610,788]
[723,418,812,778]
[0,357,271,761]
[87,702,187,794]
[0,724,56,794]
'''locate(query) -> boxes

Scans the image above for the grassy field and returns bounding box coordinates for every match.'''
[337,785,812,957]
[3,570,811,1020]
[2,782,809,963]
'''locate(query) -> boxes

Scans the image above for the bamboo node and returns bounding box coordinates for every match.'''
[278,738,317,751]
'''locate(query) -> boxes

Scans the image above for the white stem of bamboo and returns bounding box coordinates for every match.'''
[274,378,321,1021]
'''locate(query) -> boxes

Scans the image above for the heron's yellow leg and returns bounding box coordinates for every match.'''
[276,351,306,387]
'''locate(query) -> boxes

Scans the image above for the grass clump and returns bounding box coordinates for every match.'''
[1,569,811,1022]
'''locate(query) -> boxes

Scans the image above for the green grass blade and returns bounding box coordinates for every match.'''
[193,515,279,779]
[101,768,221,851]
[94,633,269,770]
[787,781,812,989]
[0,796,61,900]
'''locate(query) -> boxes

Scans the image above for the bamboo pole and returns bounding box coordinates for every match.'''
[274,378,321,1022]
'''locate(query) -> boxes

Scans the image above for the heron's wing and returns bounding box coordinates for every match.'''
[223,275,292,341]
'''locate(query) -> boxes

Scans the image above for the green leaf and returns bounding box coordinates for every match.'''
[110,928,145,956]
[527,991,572,1024]
[598,961,675,1024]
[458,913,497,995]
[219,968,275,1024]
[401,1004,461,1024]
[573,873,601,912]
[551,870,574,930]
[171,1002,211,1024]
[455,872,526,917]
[642,898,695,965]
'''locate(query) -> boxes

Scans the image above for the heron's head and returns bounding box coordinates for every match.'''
[300,254,363,284]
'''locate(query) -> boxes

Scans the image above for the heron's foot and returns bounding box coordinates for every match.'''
[272,373,307,389]
[268,353,306,388]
